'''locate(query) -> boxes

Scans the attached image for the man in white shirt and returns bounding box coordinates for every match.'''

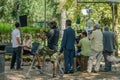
[10,22,22,70]
[87,24,103,73]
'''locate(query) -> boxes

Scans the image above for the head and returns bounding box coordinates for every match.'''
[93,23,100,31]
[104,26,109,31]
[65,19,72,28]
[49,21,57,29]
[81,30,87,38]
[24,34,31,40]
[15,22,20,29]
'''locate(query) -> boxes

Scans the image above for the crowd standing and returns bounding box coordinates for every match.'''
[10,19,116,78]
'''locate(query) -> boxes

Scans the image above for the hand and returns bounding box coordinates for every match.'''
[58,51,61,55]
[19,45,24,47]
[24,45,27,47]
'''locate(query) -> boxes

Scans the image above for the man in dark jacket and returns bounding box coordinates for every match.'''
[60,19,75,74]
[103,26,115,72]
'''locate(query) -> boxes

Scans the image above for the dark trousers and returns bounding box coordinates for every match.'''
[10,47,22,69]
[80,55,89,71]
[103,51,112,71]
[64,49,74,72]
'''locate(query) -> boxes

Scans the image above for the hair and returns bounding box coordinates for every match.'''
[66,19,72,26]
[104,26,109,31]
[15,22,20,28]
[82,31,87,37]
[49,21,57,27]
[94,23,100,29]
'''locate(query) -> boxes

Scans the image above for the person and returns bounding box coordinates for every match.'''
[22,34,32,55]
[77,31,91,72]
[85,19,93,36]
[37,21,60,77]
[21,34,33,65]
[60,19,75,74]
[87,23,103,73]
[103,26,115,72]
[10,22,22,70]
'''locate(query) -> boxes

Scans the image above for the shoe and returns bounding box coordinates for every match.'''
[36,66,41,69]
[16,68,23,70]
[102,70,111,72]
[94,70,99,73]
[64,71,70,74]
[83,71,88,73]
[10,68,15,70]
[32,66,41,69]
[69,70,74,74]
[53,74,57,78]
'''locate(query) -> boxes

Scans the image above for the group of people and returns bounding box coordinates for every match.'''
[10,19,115,78]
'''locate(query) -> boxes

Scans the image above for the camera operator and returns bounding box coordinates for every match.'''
[38,21,60,77]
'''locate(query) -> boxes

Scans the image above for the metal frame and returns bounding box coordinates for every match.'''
[77,0,120,3]
[77,0,120,30]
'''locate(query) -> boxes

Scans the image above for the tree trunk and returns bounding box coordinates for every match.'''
[113,4,119,56]
[61,8,66,35]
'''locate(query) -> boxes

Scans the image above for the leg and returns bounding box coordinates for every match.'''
[53,62,57,77]
[69,50,74,72]
[10,48,16,69]
[76,57,80,71]
[84,56,89,71]
[74,57,76,71]
[87,50,98,73]
[64,50,70,73]
[80,55,84,72]
[36,54,42,66]
[94,51,103,71]
[103,52,112,71]
[16,47,22,69]
[51,52,58,77]
[21,48,23,65]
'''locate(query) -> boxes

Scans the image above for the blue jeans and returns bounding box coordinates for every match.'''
[10,47,22,69]
[103,51,112,71]
[64,49,74,72]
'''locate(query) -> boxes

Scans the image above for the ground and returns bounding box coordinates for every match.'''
[1,61,120,80]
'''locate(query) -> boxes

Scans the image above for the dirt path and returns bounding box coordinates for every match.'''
[2,62,120,80]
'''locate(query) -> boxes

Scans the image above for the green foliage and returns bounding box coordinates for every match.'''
[0,22,13,34]
[0,0,59,26]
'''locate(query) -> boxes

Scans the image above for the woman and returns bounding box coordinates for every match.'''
[21,34,32,66]
[22,34,32,55]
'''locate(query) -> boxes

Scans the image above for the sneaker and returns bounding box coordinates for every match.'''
[36,66,41,69]
[53,74,57,78]
[16,68,23,70]
[94,70,99,73]
[10,68,15,70]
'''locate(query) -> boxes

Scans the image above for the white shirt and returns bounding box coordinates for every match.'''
[12,29,21,48]
[23,39,32,51]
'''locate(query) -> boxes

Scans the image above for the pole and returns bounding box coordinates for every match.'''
[112,2,115,31]
[42,0,46,72]
[44,0,46,29]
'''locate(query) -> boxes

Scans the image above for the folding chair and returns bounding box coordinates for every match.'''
[25,42,40,78]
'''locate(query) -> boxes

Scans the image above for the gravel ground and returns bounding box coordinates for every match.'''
[1,61,120,80]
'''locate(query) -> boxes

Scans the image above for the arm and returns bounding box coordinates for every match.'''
[47,29,54,41]
[77,39,82,49]
[23,40,32,49]
[103,33,105,51]
[16,31,21,46]
[89,31,94,40]
[60,30,67,53]
[113,33,116,49]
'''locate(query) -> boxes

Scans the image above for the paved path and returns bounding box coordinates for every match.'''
[1,61,120,80]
